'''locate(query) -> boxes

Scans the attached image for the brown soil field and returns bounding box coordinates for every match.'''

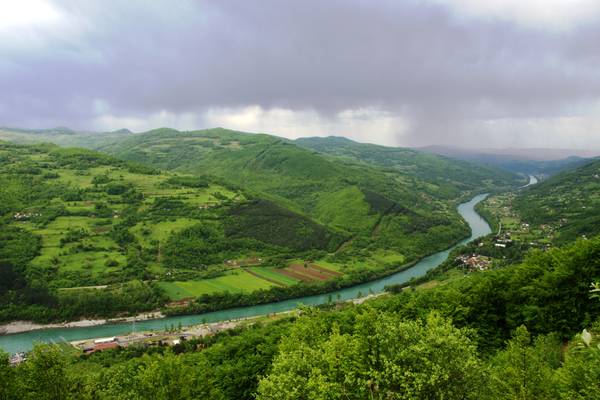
[308,264,342,276]
[276,268,314,282]
[287,264,335,281]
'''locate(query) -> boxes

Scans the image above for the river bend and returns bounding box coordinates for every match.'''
[0,193,491,354]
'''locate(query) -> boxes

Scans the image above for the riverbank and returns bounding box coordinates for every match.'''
[0,194,491,354]
[73,294,389,352]
[0,311,164,336]
[0,241,457,335]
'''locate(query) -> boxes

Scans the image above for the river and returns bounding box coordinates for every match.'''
[0,193,491,354]
[522,174,538,188]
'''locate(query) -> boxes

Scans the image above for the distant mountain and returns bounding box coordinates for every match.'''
[417,145,596,175]
[0,127,132,148]
[295,136,521,197]
[109,128,133,135]
[419,145,599,161]
[0,126,76,135]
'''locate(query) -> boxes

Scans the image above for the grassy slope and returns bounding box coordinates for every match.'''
[457,158,600,272]
[294,136,521,198]
[0,128,520,305]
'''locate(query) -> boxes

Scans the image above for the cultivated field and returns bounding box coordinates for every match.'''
[159,262,344,300]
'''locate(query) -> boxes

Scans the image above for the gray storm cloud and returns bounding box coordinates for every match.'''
[2,0,600,148]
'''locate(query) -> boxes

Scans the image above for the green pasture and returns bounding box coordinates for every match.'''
[131,218,199,246]
[159,270,276,300]
[247,267,300,286]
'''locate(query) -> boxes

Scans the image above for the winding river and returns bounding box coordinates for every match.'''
[0,193,491,354]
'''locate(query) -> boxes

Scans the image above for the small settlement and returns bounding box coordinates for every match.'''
[69,313,290,356]
[455,254,492,272]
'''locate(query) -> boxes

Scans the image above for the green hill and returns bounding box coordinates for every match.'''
[295,136,521,198]
[513,158,600,243]
[0,128,522,322]
[466,158,600,269]
[94,128,522,258]
[0,141,346,322]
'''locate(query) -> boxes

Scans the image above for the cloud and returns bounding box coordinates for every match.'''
[2,0,600,149]
[92,105,411,146]
[433,0,600,31]
[0,0,63,30]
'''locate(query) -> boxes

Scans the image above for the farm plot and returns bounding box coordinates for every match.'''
[274,263,342,283]
[158,269,276,300]
[245,267,299,286]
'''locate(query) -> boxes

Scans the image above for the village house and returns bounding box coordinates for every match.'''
[456,254,492,272]
[9,352,27,366]
[13,212,41,221]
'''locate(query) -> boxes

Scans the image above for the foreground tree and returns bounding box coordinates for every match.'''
[485,326,560,399]
[257,311,484,400]
[0,350,17,400]
[18,345,71,400]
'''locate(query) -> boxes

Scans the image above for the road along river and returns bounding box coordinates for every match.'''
[0,193,491,354]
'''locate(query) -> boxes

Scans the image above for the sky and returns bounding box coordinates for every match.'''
[2,0,600,149]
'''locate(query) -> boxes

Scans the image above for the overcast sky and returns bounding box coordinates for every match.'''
[2,0,600,149]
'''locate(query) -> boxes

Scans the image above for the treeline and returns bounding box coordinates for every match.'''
[2,302,599,399]
[513,158,600,243]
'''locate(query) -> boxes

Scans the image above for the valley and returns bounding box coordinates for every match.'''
[1,128,599,400]
[0,129,524,329]
[0,192,490,354]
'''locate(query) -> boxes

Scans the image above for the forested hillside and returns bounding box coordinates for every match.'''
[417,144,594,176]
[513,158,600,243]
[295,136,521,198]
[95,128,523,257]
[432,157,600,286]
[2,128,506,263]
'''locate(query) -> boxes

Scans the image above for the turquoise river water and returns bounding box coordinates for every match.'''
[0,193,491,354]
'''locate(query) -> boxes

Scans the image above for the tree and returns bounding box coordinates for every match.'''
[257,311,484,399]
[0,350,16,400]
[19,344,71,400]
[486,326,559,399]
[556,322,600,399]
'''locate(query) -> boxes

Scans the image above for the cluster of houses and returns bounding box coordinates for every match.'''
[495,234,513,248]
[81,337,120,354]
[13,212,41,221]
[224,257,263,267]
[79,334,189,355]
[455,254,492,272]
